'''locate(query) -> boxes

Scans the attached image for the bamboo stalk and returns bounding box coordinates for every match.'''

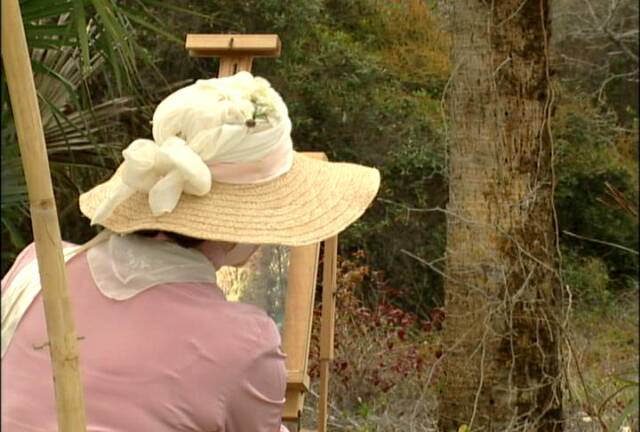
[1,1,88,431]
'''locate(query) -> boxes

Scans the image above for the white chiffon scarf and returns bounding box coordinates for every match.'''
[91,73,293,225]
[87,233,218,300]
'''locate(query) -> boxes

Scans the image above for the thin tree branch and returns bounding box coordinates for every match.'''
[562,230,639,255]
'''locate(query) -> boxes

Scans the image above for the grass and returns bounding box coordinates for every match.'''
[564,290,639,432]
[295,289,639,432]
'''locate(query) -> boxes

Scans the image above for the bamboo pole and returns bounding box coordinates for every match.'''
[1,1,88,431]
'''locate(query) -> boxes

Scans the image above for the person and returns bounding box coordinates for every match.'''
[1,71,380,431]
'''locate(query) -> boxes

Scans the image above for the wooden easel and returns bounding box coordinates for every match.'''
[185,34,338,432]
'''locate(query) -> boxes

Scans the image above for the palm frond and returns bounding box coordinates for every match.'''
[2,0,202,259]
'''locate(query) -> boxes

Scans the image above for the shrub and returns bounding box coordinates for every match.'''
[308,250,443,410]
[554,92,639,293]
[562,251,611,305]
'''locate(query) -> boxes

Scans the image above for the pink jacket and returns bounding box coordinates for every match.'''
[1,242,287,431]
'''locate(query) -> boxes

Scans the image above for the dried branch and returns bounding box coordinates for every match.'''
[561,230,639,255]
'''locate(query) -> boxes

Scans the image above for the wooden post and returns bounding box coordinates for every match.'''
[282,242,320,425]
[280,153,329,429]
[1,1,87,431]
[318,236,338,432]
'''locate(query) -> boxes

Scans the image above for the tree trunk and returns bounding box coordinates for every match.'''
[438,1,564,431]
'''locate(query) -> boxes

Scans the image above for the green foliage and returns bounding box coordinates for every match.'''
[562,251,611,304]
[554,92,639,293]
[130,0,451,311]
[1,0,198,274]
[2,0,636,315]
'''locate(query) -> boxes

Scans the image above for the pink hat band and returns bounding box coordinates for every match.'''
[208,137,294,185]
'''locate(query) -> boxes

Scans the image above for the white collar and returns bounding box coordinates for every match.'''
[87,234,218,301]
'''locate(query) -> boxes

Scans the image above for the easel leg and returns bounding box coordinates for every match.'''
[318,235,338,432]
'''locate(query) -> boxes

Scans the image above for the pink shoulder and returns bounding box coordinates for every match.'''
[1,242,37,293]
[1,240,80,293]
[232,302,282,347]
[256,312,282,347]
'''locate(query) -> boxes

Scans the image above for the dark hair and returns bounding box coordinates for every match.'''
[136,230,205,249]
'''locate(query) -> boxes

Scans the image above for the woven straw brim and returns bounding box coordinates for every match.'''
[79,152,380,246]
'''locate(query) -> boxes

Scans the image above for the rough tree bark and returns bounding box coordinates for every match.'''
[438,1,564,431]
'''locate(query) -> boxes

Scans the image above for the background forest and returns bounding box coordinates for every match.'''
[1,0,638,430]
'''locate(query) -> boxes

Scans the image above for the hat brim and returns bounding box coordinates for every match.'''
[79,152,380,246]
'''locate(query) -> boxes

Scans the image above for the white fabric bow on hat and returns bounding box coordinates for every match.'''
[91,72,292,225]
[92,136,211,223]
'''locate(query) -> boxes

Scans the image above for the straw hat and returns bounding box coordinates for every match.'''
[79,72,380,246]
